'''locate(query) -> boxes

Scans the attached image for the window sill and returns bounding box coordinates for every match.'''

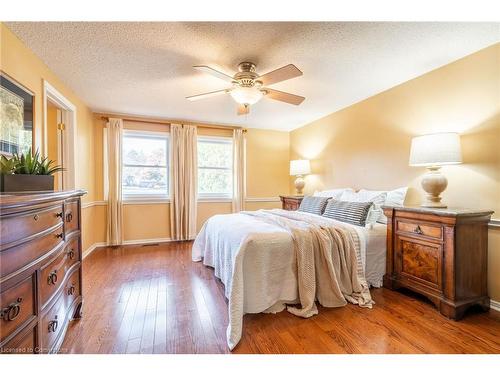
[123,197,171,205]
[197,197,233,203]
[121,197,233,205]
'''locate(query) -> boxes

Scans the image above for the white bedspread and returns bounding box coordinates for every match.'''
[192,209,374,350]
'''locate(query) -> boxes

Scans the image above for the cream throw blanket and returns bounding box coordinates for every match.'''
[242,210,373,318]
[193,209,374,349]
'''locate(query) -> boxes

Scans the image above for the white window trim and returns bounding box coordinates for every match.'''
[122,129,170,201]
[197,135,234,200]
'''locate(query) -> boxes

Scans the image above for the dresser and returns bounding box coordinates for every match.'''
[279,195,304,211]
[383,206,493,320]
[0,190,86,354]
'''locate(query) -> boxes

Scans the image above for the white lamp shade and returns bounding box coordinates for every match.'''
[290,159,311,176]
[409,132,462,167]
[230,87,264,105]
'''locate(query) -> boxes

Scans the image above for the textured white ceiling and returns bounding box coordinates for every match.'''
[6,22,499,131]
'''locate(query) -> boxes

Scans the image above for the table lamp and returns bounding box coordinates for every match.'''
[290,159,311,195]
[409,132,462,208]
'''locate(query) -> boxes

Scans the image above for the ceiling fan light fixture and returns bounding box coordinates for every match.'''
[229,86,263,106]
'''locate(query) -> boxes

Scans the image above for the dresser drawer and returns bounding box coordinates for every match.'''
[396,219,442,240]
[0,204,64,245]
[0,324,38,354]
[64,199,80,235]
[0,274,36,342]
[0,224,64,279]
[64,269,81,310]
[40,238,80,307]
[41,291,67,352]
[395,236,443,290]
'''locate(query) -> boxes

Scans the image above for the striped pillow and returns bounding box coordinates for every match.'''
[298,196,329,215]
[322,200,373,226]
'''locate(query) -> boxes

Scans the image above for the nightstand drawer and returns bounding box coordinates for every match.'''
[396,219,442,240]
[395,236,443,290]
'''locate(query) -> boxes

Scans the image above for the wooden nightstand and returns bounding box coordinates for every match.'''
[279,195,304,211]
[383,206,494,320]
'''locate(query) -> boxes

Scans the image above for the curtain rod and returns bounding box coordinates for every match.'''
[99,115,246,132]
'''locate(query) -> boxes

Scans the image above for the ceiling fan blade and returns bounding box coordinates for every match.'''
[258,64,302,86]
[193,65,235,83]
[237,104,250,116]
[264,89,305,106]
[186,89,229,101]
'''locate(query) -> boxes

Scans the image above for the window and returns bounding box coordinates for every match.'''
[197,136,233,199]
[122,131,169,199]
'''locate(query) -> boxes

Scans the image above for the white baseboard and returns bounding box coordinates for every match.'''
[82,242,106,259]
[82,237,174,259]
[490,299,500,312]
[123,237,173,246]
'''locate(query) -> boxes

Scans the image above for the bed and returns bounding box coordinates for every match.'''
[192,208,387,350]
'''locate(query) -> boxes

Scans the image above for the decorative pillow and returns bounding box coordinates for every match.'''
[322,200,373,227]
[313,188,354,199]
[298,196,330,215]
[339,189,387,225]
[377,187,408,224]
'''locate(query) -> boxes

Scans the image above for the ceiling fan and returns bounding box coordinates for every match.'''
[186,62,305,115]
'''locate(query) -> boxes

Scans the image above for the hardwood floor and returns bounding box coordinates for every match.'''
[61,242,500,354]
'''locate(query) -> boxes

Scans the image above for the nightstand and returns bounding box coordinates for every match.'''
[279,195,304,211]
[383,206,494,320]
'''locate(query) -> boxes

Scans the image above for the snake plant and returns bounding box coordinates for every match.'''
[0,149,64,175]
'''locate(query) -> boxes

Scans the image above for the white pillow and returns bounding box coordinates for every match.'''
[313,188,354,199]
[339,189,388,226]
[377,187,408,224]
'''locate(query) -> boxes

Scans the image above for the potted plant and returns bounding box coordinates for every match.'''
[0,149,64,192]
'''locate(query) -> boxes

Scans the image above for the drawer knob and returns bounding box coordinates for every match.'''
[33,214,39,221]
[48,270,58,285]
[1,297,23,321]
[55,232,64,239]
[55,212,63,218]
[68,284,76,296]
[66,212,73,222]
[48,316,58,333]
[66,248,75,260]
[414,225,423,235]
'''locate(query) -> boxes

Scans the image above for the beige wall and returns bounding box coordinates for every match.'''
[290,43,500,300]
[1,23,97,251]
[91,115,290,243]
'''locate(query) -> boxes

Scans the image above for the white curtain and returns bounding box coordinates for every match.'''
[170,124,198,241]
[232,128,246,212]
[105,118,123,246]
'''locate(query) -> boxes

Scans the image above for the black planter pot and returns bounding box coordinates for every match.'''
[0,174,54,192]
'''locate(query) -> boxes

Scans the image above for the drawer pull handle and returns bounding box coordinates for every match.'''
[66,212,73,223]
[55,232,64,239]
[48,316,58,333]
[414,225,423,235]
[33,214,39,221]
[56,212,63,218]
[68,284,76,296]
[66,248,75,260]
[48,270,58,285]
[1,297,23,321]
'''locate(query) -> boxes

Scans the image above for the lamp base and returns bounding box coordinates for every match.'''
[420,166,448,208]
[294,175,305,195]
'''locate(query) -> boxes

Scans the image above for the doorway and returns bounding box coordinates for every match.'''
[43,80,77,190]
[46,100,64,189]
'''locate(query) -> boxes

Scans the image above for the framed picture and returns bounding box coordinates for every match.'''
[0,71,34,156]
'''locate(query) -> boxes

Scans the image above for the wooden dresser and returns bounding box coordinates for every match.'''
[0,190,86,354]
[279,195,304,211]
[383,206,493,320]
